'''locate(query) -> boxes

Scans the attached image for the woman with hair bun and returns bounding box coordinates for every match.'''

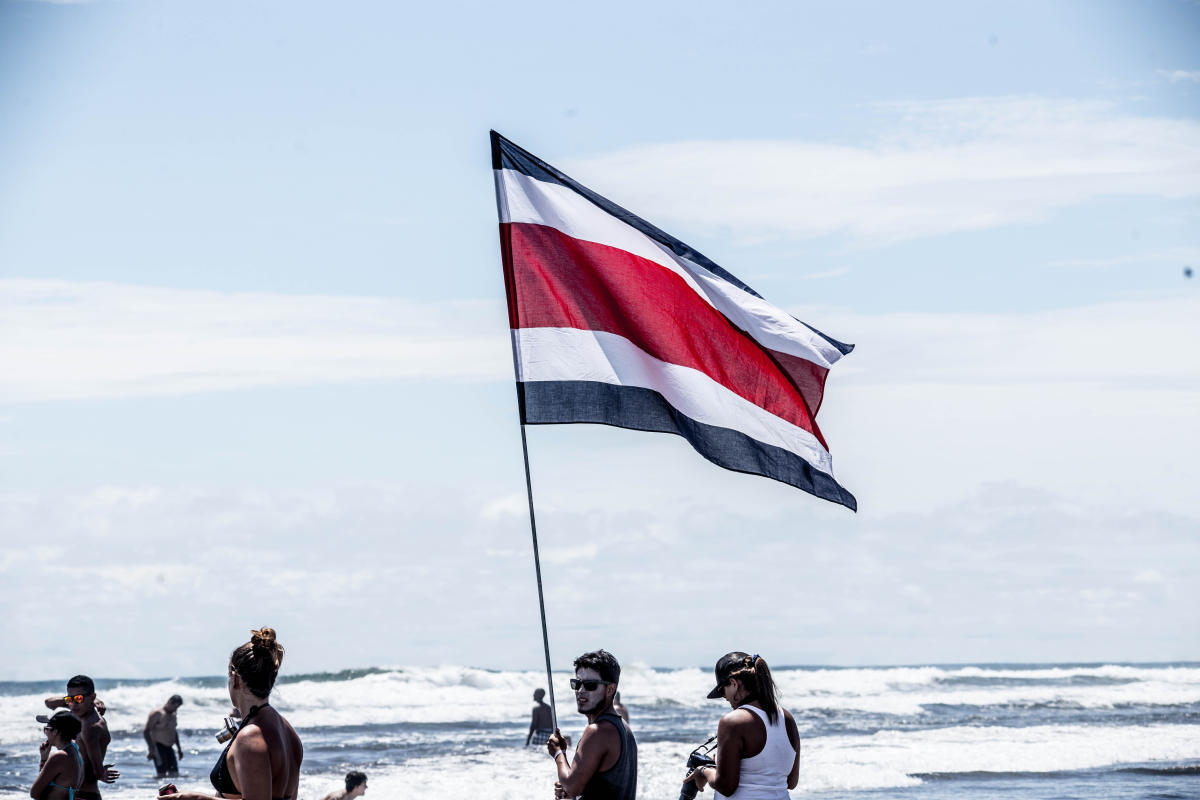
[685,652,800,799]
[170,628,303,800]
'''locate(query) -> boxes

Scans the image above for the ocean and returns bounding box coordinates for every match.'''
[2,663,1197,799]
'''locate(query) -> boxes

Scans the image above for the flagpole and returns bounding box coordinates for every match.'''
[492,131,559,731]
[514,406,559,732]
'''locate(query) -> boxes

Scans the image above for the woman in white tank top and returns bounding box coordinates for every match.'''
[685,652,800,800]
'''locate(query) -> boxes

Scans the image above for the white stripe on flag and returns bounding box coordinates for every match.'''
[514,326,835,475]
[496,168,711,300]
[497,167,845,369]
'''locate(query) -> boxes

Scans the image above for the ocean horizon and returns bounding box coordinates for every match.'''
[4,661,1198,799]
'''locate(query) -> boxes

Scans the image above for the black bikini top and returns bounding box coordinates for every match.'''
[210,705,289,800]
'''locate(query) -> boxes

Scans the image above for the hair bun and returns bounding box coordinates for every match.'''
[251,627,277,651]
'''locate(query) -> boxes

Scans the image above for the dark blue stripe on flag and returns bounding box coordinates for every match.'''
[518,379,857,511]
[491,131,853,357]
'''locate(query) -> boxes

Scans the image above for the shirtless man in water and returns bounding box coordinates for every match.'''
[144,695,184,778]
[319,770,367,800]
[526,688,554,746]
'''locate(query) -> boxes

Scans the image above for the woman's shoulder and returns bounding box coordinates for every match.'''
[719,705,762,727]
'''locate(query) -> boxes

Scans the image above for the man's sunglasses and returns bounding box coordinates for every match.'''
[569,679,611,691]
[64,694,87,704]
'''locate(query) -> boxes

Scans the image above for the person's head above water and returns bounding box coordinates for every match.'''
[229,627,285,699]
[533,688,546,702]
[344,770,367,796]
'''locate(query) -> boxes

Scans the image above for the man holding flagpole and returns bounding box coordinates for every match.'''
[546,650,637,800]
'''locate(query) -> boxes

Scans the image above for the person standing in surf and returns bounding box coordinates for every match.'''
[144,695,184,778]
[526,688,554,746]
[546,650,636,800]
[168,628,303,800]
[685,653,800,799]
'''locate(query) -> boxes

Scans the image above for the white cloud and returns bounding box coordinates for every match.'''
[1159,69,1200,84]
[812,293,1200,389]
[1,479,1196,678]
[4,278,1198,519]
[1049,246,1200,269]
[6,279,1198,405]
[559,97,1200,243]
[1132,568,1167,585]
[0,279,512,403]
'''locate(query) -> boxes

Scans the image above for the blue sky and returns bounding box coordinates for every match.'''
[1,0,1198,680]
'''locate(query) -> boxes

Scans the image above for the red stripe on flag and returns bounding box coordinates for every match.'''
[504,222,830,447]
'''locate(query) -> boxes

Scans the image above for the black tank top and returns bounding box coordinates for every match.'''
[581,712,637,800]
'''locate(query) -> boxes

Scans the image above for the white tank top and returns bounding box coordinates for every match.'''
[714,705,796,800]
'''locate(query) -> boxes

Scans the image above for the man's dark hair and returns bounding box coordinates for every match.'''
[67,675,95,694]
[345,771,367,791]
[573,650,621,685]
[168,694,183,705]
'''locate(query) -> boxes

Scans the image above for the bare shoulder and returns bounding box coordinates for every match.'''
[720,707,758,729]
[233,723,270,756]
[86,715,111,741]
[582,718,619,744]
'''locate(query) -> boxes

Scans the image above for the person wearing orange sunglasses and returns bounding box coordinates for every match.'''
[41,676,119,800]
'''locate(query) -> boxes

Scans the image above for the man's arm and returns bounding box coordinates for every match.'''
[551,721,617,798]
[175,727,183,758]
[82,720,118,784]
[80,720,106,782]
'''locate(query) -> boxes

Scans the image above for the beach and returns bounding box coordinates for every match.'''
[4,662,1198,799]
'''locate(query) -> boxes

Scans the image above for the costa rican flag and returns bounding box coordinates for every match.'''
[491,131,857,511]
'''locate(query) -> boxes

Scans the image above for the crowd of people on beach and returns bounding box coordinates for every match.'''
[29,628,304,800]
[30,628,800,799]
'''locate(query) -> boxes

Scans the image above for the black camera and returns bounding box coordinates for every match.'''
[678,736,717,800]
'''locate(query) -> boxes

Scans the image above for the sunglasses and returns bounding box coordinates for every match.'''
[43,725,55,733]
[570,679,611,691]
[64,694,87,704]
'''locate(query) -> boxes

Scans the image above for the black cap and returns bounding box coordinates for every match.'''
[36,709,82,738]
[706,652,756,699]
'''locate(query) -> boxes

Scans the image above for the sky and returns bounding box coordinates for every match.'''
[1,0,1198,681]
